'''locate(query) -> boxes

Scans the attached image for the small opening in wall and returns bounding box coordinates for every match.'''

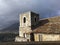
[35,18,36,22]
[23,33,25,38]
[23,17,26,23]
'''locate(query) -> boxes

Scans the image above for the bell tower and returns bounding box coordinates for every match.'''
[19,11,39,41]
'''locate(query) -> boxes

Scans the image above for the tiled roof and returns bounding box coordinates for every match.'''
[33,16,60,34]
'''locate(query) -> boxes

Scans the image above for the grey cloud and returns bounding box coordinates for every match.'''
[0,0,60,29]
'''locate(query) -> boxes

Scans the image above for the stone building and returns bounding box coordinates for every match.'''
[33,16,60,41]
[15,11,60,42]
[15,11,39,42]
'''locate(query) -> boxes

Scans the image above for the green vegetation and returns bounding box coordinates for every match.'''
[0,33,18,42]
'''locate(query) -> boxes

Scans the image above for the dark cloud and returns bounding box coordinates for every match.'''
[0,0,60,29]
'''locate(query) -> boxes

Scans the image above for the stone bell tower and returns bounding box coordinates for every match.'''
[15,11,39,42]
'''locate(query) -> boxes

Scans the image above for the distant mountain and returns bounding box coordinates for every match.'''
[0,22,19,33]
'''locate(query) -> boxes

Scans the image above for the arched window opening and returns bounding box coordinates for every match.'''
[35,18,36,22]
[23,17,26,23]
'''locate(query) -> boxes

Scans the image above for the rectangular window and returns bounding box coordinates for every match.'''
[39,34,42,41]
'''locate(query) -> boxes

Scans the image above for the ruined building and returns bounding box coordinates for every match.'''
[15,11,60,42]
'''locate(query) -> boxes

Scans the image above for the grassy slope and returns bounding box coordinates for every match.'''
[0,33,18,42]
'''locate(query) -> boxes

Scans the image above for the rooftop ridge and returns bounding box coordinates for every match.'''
[40,15,60,20]
[20,11,39,15]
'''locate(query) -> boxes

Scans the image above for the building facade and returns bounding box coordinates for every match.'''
[34,33,60,41]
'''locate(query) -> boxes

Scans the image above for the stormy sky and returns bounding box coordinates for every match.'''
[0,0,60,30]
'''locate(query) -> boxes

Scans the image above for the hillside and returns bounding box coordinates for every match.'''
[0,33,18,42]
[0,22,19,33]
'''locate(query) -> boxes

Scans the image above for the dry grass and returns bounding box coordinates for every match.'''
[0,42,60,45]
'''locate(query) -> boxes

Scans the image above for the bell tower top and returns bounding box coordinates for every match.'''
[19,11,39,28]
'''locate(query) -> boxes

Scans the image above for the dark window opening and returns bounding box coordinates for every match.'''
[23,17,26,23]
[23,33,25,38]
[35,18,36,22]
[30,33,34,41]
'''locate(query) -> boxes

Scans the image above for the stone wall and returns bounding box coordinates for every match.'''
[19,26,32,37]
[19,11,31,39]
[20,12,31,27]
[42,34,60,41]
[31,12,39,26]
[34,33,60,41]
[15,36,27,42]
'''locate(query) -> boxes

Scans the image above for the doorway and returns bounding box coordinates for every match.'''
[30,33,34,41]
